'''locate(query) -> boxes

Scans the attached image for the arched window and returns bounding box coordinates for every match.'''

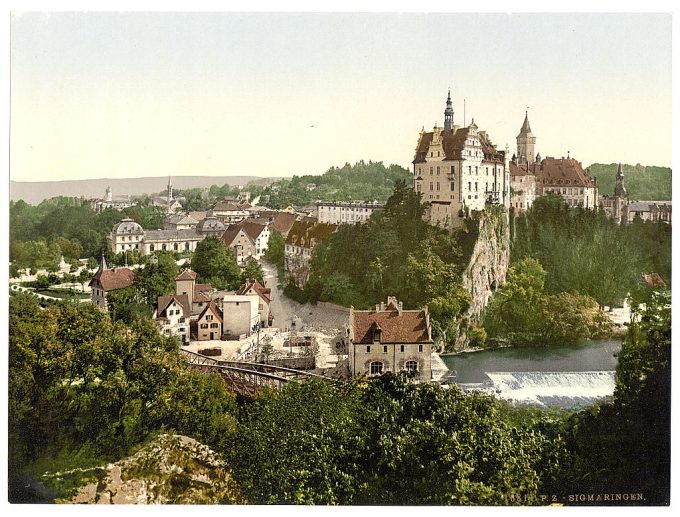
[162,244,167,251]
[174,243,178,251]
[404,360,418,373]
[149,244,155,252]
[369,361,383,375]
[185,242,190,251]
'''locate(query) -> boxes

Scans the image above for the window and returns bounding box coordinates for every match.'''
[206,315,213,321]
[430,182,433,191]
[430,152,433,157]
[418,345,423,353]
[450,181,455,191]
[404,360,418,373]
[400,345,405,353]
[468,182,471,191]
[475,182,478,192]
[429,167,433,174]
[370,361,383,375]
[436,182,440,191]
[436,166,440,175]
[451,165,455,174]
[179,317,185,323]
[210,323,219,328]
[366,345,371,353]
[383,345,388,353]
[200,323,208,329]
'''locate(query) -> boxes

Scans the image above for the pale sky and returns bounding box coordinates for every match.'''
[10,11,672,182]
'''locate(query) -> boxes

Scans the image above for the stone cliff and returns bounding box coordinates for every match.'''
[453,207,510,351]
[60,434,243,504]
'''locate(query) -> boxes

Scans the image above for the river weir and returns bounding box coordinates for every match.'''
[442,340,621,408]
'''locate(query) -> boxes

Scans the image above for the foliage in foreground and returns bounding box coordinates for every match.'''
[229,374,564,505]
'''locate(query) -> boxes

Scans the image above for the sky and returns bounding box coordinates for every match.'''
[9,11,673,182]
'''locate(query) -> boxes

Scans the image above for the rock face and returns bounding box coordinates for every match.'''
[454,208,510,351]
[64,434,243,504]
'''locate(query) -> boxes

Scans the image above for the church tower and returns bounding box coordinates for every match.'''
[614,163,627,198]
[167,176,173,203]
[516,111,537,164]
[444,89,454,133]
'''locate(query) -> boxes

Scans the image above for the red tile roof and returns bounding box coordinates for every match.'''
[271,212,297,235]
[89,267,135,292]
[176,269,197,281]
[195,284,212,293]
[221,224,255,248]
[237,279,271,303]
[413,126,505,165]
[193,292,212,303]
[241,220,267,241]
[511,157,596,188]
[285,221,337,248]
[352,305,432,345]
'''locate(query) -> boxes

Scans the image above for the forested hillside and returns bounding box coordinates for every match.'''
[250,161,412,209]
[587,163,671,200]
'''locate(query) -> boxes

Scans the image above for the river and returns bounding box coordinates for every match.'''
[441,340,622,408]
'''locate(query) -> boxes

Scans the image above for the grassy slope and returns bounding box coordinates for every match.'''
[587,163,672,200]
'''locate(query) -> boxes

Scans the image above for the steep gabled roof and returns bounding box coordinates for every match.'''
[156,294,191,318]
[241,220,267,241]
[176,269,197,281]
[271,211,297,235]
[89,267,135,292]
[237,279,272,303]
[197,301,223,323]
[220,224,255,248]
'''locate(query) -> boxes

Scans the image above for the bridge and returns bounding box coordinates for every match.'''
[180,348,334,397]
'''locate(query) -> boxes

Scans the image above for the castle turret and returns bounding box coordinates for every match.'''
[444,89,454,133]
[516,111,537,164]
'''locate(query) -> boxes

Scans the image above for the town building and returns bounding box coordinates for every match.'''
[220,224,256,265]
[221,293,261,338]
[241,220,271,258]
[284,220,337,287]
[509,112,598,210]
[317,201,383,225]
[91,186,135,213]
[151,177,183,213]
[174,269,216,317]
[88,256,135,310]
[211,199,249,223]
[599,164,672,224]
[412,90,510,228]
[236,279,273,328]
[108,216,225,256]
[195,302,224,341]
[270,211,298,238]
[348,296,433,382]
[154,294,191,344]
[164,213,199,231]
[305,183,317,191]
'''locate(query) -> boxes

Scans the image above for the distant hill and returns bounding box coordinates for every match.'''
[256,161,412,209]
[586,163,672,200]
[10,175,281,205]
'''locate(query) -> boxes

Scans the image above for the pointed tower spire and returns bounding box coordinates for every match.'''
[444,88,454,133]
[99,252,108,272]
[167,176,173,203]
[516,108,536,164]
[614,163,627,198]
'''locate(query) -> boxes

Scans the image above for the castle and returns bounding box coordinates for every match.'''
[509,112,598,212]
[412,91,511,228]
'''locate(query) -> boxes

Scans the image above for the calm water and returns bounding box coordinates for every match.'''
[442,340,621,384]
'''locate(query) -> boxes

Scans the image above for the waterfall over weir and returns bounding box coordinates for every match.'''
[458,371,616,408]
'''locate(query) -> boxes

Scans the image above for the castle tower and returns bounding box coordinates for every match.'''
[167,176,173,203]
[614,163,627,198]
[444,89,454,133]
[516,111,537,164]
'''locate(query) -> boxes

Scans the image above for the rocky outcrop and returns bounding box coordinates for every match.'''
[453,208,510,351]
[62,434,243,504]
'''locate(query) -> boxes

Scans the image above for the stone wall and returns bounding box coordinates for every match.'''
[453,207,510,351]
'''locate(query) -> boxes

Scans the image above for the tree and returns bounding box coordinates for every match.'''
[264,231,285,267]
[134,251,178,308]
[191,237,241,291]
[555,291,671,505]
[240,258,264,285]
